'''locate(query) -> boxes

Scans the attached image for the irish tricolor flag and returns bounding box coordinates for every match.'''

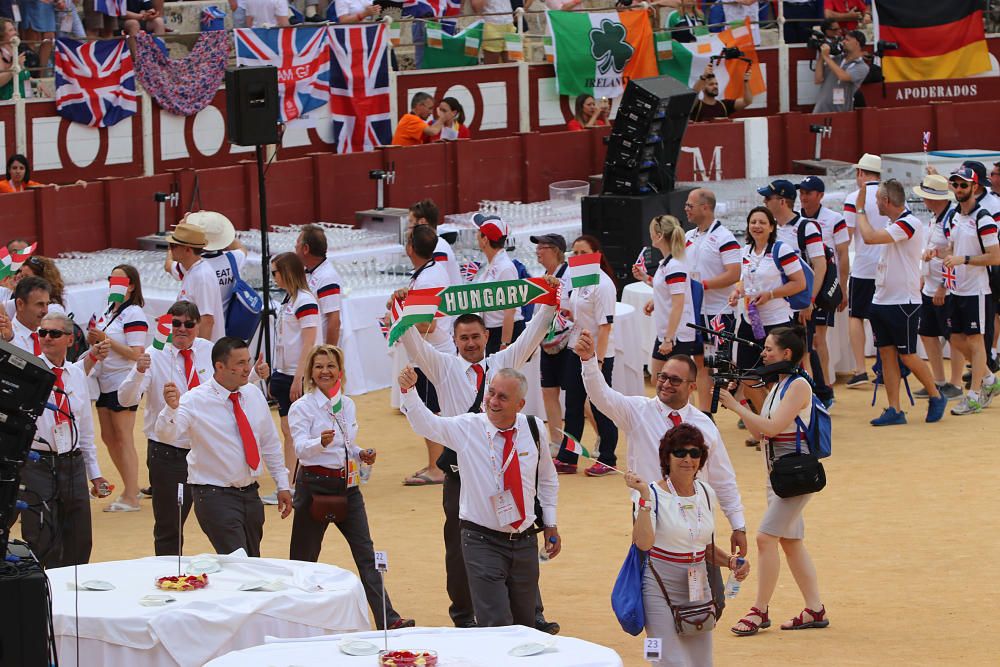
[108,276,130,304]
[387,289,441,347]
[547,9,658,98]
[560,430,591,459]
[328,379,343,415]
[568,252,602,288]
[153,314,172,350]
[658,20,765,100]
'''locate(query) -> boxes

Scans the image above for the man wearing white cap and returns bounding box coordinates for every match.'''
[165,211,247,319]
[165,223,225,341]
[843,153,889,388]
[474,214,524,356]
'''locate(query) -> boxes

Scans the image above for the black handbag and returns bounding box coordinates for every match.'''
[768,444,826,498]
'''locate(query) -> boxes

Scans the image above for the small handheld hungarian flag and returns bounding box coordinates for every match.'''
[560,430,591,459]
[328,379,343,415]
[108,276,130,304]
[387,289,441,347]
[10,242,37,272]
[568,252,602,288]
[942,264,957,290]
[152,314,172,350]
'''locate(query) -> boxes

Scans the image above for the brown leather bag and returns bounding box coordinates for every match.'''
[309,494,349,523]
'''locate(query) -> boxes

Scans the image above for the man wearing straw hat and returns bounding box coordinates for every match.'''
[165,223,225,342]
[174,211,247,318]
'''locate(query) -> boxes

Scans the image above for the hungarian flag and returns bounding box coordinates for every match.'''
[547,9,658,98]
[568,252,602,288]
[0,242,37,278]
[108,276,129,304]
[657,20,765,100]
[420,20,483,70]
[560,430,591,459]
[874,0,990,82]
[153,314,172,350]
[328,379,343,414]
[388,289,441,347]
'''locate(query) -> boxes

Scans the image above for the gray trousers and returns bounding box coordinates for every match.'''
[17,454,92,568]
[442,475,477,626]
[191,482,265,557]
[643,559,714,667]
[461,523,539,627]
[147,440,193,556]
[289,470,401,630]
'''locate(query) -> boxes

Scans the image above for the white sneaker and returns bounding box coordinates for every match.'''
[261,492,279,506]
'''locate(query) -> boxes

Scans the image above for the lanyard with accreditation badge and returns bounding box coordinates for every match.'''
[665,477,708,601]
[483,422,523,526]
[329,406,360,488]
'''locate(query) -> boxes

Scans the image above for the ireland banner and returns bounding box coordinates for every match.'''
[547,9,658,98]
[657,20,765,99]
[388,278,559,346]
[420,20,484,70]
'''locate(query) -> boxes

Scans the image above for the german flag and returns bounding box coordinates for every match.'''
[874,0,990,82]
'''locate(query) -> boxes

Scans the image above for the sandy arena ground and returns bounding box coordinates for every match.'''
[18,374,1000,666]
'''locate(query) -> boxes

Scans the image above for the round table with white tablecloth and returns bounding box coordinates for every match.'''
[620,281,655,366]
[204,625,624,667]
[46,553,370,667]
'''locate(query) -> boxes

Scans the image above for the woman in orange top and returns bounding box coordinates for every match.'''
[566,94,610,131]
[0,154,43,193]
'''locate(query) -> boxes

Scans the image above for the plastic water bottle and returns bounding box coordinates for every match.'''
[724,558,746,599]
[747,302,766,340]
[359,463,372,484]
[539,536,557,563]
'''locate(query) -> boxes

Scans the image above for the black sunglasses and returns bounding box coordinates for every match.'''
[171,319,197,329]
[37,328,67,339]
[670,447,703,459]
[950,180,972,190]
[657,373,693,387]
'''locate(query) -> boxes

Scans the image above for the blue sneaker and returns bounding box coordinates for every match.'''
[871,407,907,426]
[926,394,947,423]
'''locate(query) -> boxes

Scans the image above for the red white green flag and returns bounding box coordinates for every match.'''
[153,314,173,350]
[108,276,130,304]
[568,252,602,288]
[10,242,37,273]
[388,289,441,347]
[560,429,591,459]
[328,379,343,415]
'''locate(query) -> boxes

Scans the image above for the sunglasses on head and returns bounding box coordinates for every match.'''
[37,328,67,339]
[670,447,703,459]
[172,319,197,329]
[657,373,692,387]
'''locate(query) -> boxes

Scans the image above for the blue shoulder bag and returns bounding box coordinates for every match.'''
[611,485,658,636]
[225,252,263,342]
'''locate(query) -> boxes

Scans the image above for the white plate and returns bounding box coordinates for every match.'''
[187,557,222,575]
[508,640,556,657]
[139,595,177,607]
[338,639,380,656]
[238,579,287,592]
[81,580,115,591]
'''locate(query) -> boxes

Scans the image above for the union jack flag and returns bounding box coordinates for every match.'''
[94,0,126,17]
[55,38,137,128]
[460,260,480,282]
[942,265,957,290]
[922,130,931,152]
[328,24,392,154]
[378,317,390,339]
[709,313,726,340]
[234,26,330,124]
[402,0,461,18]
[634,246,647,267]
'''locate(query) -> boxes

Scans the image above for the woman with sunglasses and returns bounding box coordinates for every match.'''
[269,252,320,501]
[287,344,415,629]
[625,423,750,666]
[88,264,148,512]
[718,326,829,637]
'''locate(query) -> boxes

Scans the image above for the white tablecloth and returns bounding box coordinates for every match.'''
[205,625,623,667]
[620,282,655,367]
[47,554,370,667]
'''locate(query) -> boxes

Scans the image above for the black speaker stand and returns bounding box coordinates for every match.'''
[255,144,273,368]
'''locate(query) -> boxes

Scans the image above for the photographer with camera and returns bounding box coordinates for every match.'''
[690,61,754,122]
[813,29,868,113]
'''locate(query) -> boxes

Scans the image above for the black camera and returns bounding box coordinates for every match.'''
[875,40,898,57]
[710,46,745,64]
[687,323,762,413]
[807,29,843,57]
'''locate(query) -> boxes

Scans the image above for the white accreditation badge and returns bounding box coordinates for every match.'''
[643,638,662,662]
[832,86,846,107]
[490,489,523,527]
[53,422,72,451]
[688,565,704,602]
[346,456,360,489]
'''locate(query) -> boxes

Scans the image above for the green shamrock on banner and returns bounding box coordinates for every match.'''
[589,19,634,75]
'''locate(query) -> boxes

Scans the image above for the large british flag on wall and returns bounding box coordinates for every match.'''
[55,38,137,128]
[328,23,392,154]
[234,26,330,123]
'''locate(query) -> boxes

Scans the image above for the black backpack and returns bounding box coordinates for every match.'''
[796,217,842,312]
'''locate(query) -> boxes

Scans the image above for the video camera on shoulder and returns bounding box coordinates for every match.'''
[808,28,843,57]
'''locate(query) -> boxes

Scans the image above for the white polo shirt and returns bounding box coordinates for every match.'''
[685,221,742,316]
[845,182,891,280]
[410,259,456,354]
[275,289,320,376]
[741,242,799,326]
[177,258,225,341]
[305,259,343,342]
[93,304,148,393]
[948,204,999,297]
[567,270,617,356]
[873,211,924,306]
[475,249,523,329]
[652,256,696,343]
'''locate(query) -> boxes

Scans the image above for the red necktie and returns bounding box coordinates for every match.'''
[180,349,200,390]
[669,411,682,427]
[500,428,526,530]
[229,392,260,470]
[31,331,40,355]
[471,363,485,391]
[53,367,70,424]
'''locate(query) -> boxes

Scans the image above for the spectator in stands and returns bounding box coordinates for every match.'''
[783,0,822,44]
[122,0,165,36]
[812,29,868,113]
[991,162,1000,194]
[824,0,870,32]
[690,62,754,122]
[0,154,43,193]
[229,0,248,29]
[471,0,514,64]
[244,0,289,27]
[0,19,30,101]
[19,0,61,77]
[332,0,380,23]
[84,1,117,38]
[659,0,704,43]
[392,92,446,146]
[437,97,471,141]
[567,95,609,131]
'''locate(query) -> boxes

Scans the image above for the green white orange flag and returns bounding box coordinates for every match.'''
[153,314,172,350]
[568,252,602,288]
[547,9,658,98]
[560,430,591,459]
[388,290,441,347]
[657,19,765,100]
[420,20,484,70]
[108,276,130,304]
[328,379,343,415]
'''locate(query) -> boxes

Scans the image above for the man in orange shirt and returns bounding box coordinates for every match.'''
[392,92,446,146]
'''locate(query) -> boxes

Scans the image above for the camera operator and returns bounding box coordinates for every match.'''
[690,62,754,122]
[813,29,868,113]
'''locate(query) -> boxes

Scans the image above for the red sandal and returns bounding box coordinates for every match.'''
[781,605,829,630]
[730,606,770,636]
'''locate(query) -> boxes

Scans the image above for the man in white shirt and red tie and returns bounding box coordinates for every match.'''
[16,313,111,568]
[399,366,560,628]
[156,337,291,557]
[3,275,51,353]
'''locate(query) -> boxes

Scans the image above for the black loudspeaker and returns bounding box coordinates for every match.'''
[602,76,696,196]
[582,188,695,294]
[0,544,50,666]
[225,66,280,146]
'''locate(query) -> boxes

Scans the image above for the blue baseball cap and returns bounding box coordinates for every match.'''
[757,179,798,200]
[798,176,826,193]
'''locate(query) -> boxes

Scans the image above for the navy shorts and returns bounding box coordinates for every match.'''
[812,306,836,327]
[918,292,952,338]
[652,337,704,361]
[96,391,138,412]
[869,303,921,354]
[414,367,441,413]
[540,347,571,388]
[848,277,876,320]
[950,294,992,336]
[268,372,295,417]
